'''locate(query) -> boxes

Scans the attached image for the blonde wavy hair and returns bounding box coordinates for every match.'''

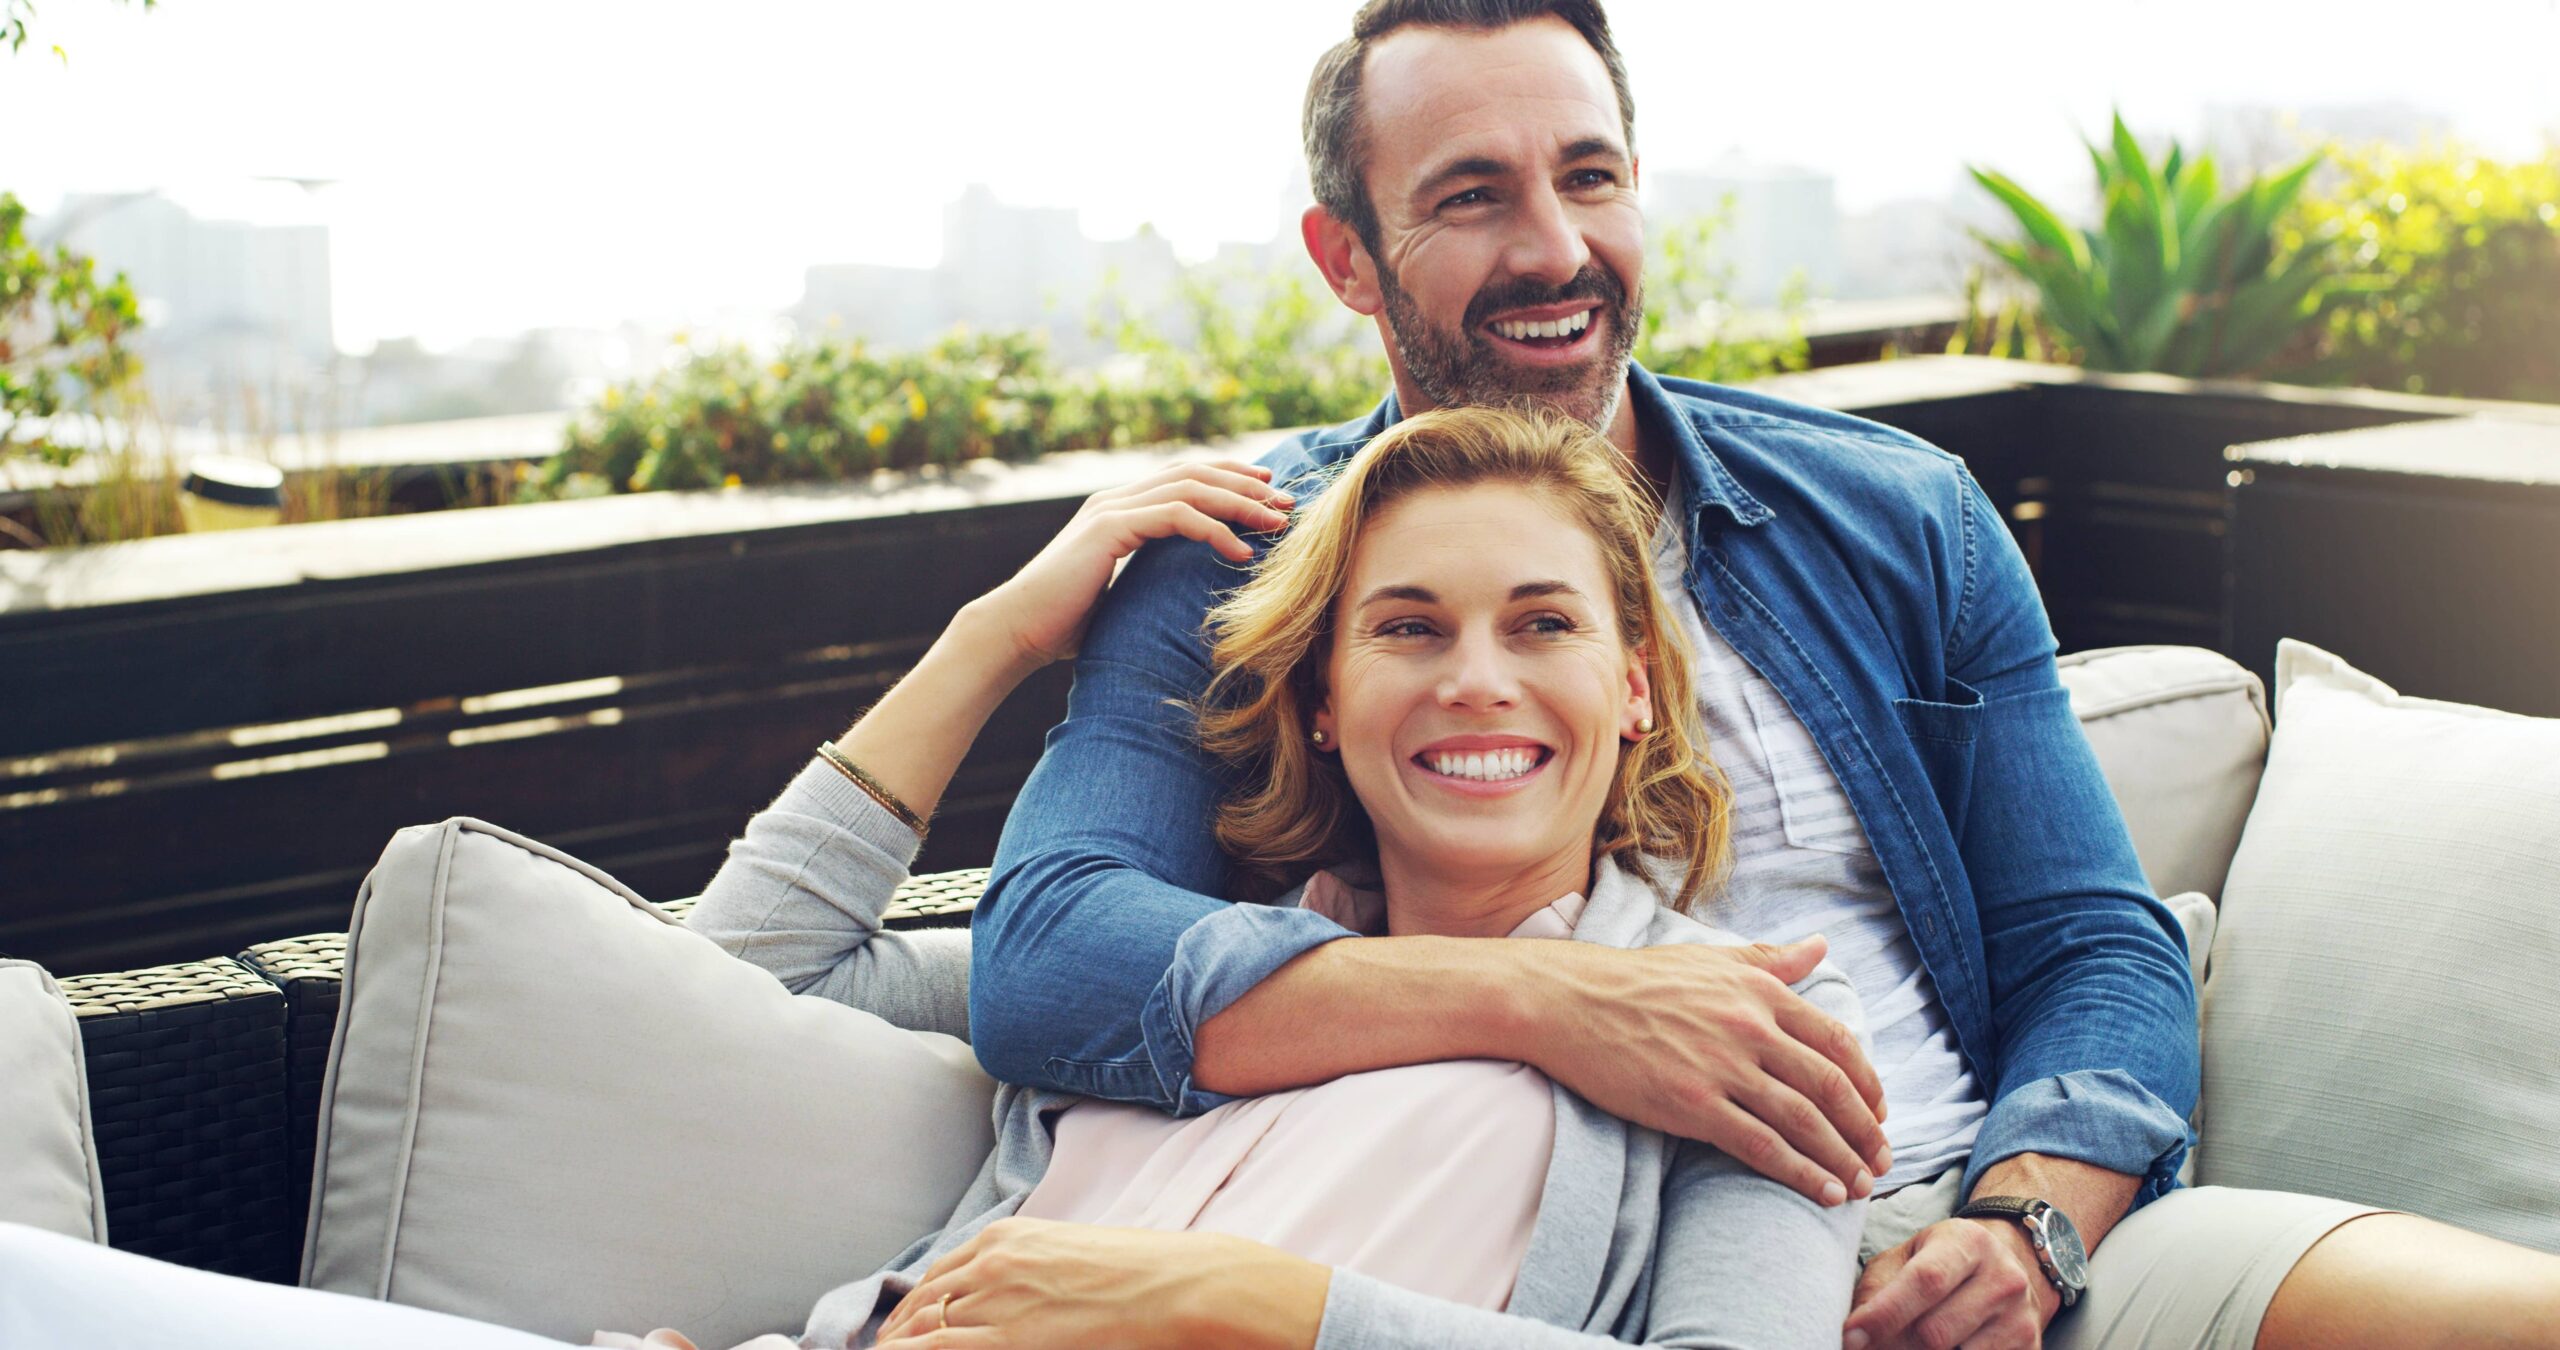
[1197,406,1732,913]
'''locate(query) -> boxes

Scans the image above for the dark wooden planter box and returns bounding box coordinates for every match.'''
[6,358,2553,976]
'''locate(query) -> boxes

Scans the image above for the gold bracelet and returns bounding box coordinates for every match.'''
[814,741,929,838]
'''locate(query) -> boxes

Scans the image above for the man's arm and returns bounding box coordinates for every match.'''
[1843,470,2200,1349]
[972,482,1890,1204]
[1945,470,2198,1203]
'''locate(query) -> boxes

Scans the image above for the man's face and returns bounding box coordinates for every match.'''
[1354,16,1644,430]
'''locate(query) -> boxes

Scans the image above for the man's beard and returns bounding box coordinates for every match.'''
[1375,260,1642,432]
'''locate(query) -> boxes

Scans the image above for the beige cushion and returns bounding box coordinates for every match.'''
[304,818,997,1344]
[2059,646,2269,902]
[2198,641,2560,1253]
[0,960,108,1243]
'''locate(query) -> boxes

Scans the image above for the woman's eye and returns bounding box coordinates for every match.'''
[1378,618,1437,638]
[1525,614,1579,635]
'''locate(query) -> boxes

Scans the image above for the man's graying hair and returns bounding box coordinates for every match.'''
[1302,0,1636,251]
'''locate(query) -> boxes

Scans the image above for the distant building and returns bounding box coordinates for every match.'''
[45,183,337,431]
[797,184,1185,361]
[2200,101,2456,174]
[1645,157,1844,304]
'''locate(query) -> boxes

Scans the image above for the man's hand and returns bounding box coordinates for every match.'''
[1845,1152,2140,1350]
[1533,935,1889,1206]
[1846,1217,2056,1350]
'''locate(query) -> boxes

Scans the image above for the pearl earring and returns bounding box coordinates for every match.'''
[1637,715,1654,734]
[1310,729,1328,746]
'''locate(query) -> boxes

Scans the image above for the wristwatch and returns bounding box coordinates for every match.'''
[1954,1196,2088,1309]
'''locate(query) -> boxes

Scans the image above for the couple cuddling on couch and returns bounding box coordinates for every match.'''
[9,1,2560,1347]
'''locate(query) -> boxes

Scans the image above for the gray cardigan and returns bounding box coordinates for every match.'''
[688,760,1869,1349]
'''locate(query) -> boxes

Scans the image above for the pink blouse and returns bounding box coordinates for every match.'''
[1015,876,1590,1311]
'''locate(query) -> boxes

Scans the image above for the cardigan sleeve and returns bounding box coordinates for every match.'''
[682,756,973,1040]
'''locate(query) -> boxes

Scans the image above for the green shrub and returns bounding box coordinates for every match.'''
[1635,212,1811,384]
[2,192,145,467]
[1970,114,2351,378]
[2291,143,2560,402]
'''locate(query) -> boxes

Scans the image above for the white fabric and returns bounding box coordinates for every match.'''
[0,1221,570,1347]
[1650,514,1985,1191]
[0,961,107,1244]
[304,818,999,1346]
[2198,640,2560,1254]
[2057,646,2269,903]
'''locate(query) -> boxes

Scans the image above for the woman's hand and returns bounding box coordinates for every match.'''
[871,1217,1328,1350]
[966,459,1293,672]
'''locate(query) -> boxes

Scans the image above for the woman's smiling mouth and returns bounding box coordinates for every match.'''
[1410,742,1554,794]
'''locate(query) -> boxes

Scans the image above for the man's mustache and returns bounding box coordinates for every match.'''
[1462,265,1630,333]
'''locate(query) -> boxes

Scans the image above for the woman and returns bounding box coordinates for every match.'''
[0,408,1866,1348]
[673,405,1866,1349]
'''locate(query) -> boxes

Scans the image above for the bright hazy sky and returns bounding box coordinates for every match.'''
[7,0,2556,350]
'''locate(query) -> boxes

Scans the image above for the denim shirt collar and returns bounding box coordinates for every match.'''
[1343,364,1772,533]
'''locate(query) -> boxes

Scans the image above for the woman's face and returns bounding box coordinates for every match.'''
[1312,482,1652,900]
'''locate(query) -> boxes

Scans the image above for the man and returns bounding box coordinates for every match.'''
[971,3,2560,1346]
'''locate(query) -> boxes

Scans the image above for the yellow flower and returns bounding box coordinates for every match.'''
[723,473,743,489]
[908,392,928,418]
[648,427,668,449]
[769,362,791,380]
[866,423,890,448]
[770,431,787,451]
[601,387,623,411]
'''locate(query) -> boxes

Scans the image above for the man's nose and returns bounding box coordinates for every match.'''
[1501,181,1592,289]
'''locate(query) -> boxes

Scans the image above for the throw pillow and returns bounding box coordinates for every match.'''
[304,818,997,1345]
[2057,645,2269,902]
[0,960,108,1243]
[2198,640,2560,1253]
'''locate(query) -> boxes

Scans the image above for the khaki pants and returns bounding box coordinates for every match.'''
[1863,1172,2384,1350]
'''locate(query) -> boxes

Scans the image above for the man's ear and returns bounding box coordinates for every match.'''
[1301,205,1383,318]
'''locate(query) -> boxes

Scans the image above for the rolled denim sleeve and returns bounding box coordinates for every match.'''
[1945,470,2199,1206]
[969,494,1356,1113]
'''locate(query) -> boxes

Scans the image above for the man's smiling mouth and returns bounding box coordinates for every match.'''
[1485,307,1598,352]
[1491,310,1591,344]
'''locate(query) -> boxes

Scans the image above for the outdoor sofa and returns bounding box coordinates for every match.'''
[6,640,2557,1345]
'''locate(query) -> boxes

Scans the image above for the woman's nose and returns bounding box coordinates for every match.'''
[1437,631,1521,709]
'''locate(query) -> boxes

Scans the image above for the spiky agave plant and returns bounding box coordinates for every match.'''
[1970,114,2343,378]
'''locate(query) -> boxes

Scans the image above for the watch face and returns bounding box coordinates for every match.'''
[2038,1206,2090,1289]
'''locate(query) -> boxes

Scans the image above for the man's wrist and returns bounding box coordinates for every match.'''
[1962,1216,2066,1323]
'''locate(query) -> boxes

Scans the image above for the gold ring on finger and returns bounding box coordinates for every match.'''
[936,1292,952,1331]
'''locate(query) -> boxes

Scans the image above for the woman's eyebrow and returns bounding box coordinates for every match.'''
[1355,583,1440,608]
[1354,580,1584,609]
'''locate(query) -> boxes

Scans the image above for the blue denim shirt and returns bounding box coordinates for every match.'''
[970,365,2199,1207]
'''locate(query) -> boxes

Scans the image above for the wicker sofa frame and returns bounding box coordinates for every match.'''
[47,869,989,1285]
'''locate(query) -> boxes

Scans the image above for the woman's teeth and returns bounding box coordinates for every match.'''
[1428,748,1539,781]
[1493,311,1591,342]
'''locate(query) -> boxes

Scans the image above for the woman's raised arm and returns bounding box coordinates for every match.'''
[682,459,1293,1030]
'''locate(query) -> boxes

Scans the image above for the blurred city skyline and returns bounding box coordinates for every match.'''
[7,0,2557,365]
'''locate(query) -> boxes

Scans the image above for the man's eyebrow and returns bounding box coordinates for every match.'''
[1559,136,1628,167]
[1411,155,1510,204]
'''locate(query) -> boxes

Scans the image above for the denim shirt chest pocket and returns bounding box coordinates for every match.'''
[1741,680,1874,856]
[1892,678,1985,845]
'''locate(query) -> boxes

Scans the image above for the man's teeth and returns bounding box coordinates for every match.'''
[1428,748,1539,781]
[1494,311,1591,341]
